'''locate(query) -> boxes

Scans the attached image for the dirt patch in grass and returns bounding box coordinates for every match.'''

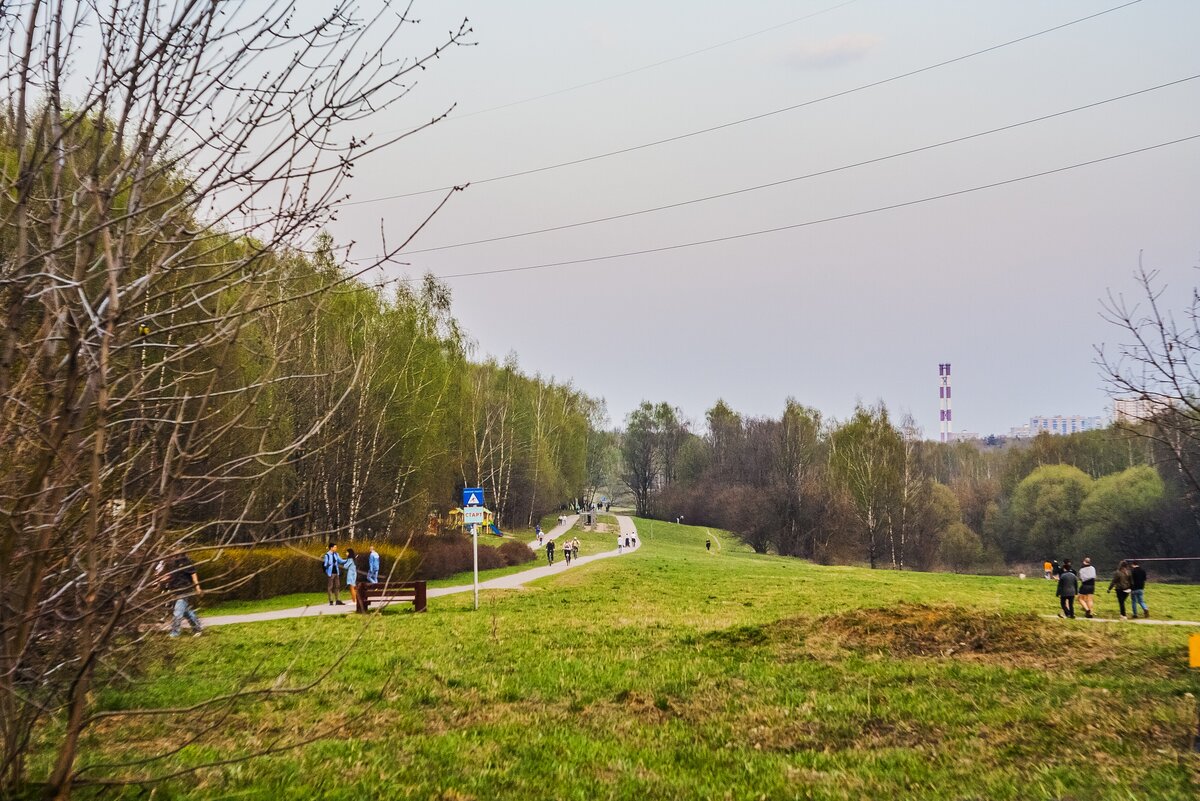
[809,603,1111,666]
[744,604,1147,671]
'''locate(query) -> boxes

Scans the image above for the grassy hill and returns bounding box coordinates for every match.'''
[50,519,1199,799]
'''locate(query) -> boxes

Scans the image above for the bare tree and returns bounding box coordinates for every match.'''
[1098,261,1200,536]
[0,1,470,796]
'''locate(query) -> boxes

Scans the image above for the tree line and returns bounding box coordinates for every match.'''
[0,2,599,794]
[621,397,1196,574]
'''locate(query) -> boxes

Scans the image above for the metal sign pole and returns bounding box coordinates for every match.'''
[472,523,479,611]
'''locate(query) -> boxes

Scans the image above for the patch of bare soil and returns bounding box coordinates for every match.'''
[810,603,1109,664]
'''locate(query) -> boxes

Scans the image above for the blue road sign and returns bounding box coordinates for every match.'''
[463,487,484,507]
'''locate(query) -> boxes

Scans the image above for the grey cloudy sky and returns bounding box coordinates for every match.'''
[327,0,1200,437]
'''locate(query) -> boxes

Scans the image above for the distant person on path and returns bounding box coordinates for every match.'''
[1051,559,1061,578]
[546,539,555,566]
[324,542,345,606]
[1076,557,1097,618]
[571,537,581,561]
[367,545,380,584]
[1107,560,1133,619]
[342,548,361,611]
[706,537,711,552]
[624,533,631,549]
[1130,559,1149,618]
[564,541,573,565]
[617,535,623,554]
[164,552,203,637]
[1043,560,1053,579]
[1056,561,1077,619]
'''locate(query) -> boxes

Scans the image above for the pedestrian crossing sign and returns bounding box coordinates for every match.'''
[463,487,483,507]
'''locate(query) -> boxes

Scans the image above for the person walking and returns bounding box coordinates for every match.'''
[564,540,573,565]
[1076,557,1097,618]
[324,542,345,605]
[164,551,204,637]
[1129,559,1149,618]
[546,538,555,566]
[1056,561,1078,619]
[367,545,380,584]
[342,548,362,612]
[617,534,623,554]
[706,537,711,552]
[1043,560,1053,579]
[1107,560,1133,619]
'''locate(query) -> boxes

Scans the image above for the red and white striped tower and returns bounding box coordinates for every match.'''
[938,363,952,442]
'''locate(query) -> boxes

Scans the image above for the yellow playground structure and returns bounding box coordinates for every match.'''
[445,506,504,536]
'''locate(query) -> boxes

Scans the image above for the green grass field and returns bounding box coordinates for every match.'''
[46,519,1200,799]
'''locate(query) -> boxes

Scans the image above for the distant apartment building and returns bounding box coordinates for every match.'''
[1009,424,1032,439]
[1028,415,1105,436]
[1113,397,1159,423]
[947,431,980,443]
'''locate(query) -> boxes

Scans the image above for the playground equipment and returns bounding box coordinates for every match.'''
[447,506,497,534]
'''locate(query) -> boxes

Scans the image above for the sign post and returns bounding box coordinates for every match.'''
[462,489,484,611]
[471,524,479,611]
[1191,633,1200,752]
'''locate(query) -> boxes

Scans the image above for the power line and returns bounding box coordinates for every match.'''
[419,132,1200,280]
[383,75,1197,257]
[344,0,1144,207]
[443,0,863,122]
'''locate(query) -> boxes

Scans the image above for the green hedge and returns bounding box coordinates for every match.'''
[197,536,536,601]
[195,544,419,601]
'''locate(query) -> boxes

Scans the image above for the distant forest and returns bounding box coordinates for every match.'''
[618,399,1199,576]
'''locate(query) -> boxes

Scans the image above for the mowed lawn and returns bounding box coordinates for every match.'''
[53,520,1200,800]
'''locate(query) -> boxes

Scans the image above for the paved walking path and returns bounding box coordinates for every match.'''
[528,514,579,549]
[1042,614,1200,627]
[201,515,639,627]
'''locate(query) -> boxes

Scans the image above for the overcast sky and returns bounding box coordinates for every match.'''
[326,0,1200,437]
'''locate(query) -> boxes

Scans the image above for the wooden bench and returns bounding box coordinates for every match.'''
[361,581,427,613]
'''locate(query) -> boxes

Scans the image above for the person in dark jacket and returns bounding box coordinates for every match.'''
[1056,562,1078,619]
[1107,560,1133,619]
[546,538,555,566]
[1129,560,1149,619]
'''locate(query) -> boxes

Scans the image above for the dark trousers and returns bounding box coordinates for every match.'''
[1059,596,1074,618]
[1115,590,1128,616]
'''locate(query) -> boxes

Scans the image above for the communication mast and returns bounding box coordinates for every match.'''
[939,363,952,442]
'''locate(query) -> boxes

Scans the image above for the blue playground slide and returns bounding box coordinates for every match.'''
[488,522,504,537]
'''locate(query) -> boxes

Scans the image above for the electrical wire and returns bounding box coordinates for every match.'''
[443,0,863,122]
[344,0,1144,206]
[380,74,1197,257]
[415,132,1200,280]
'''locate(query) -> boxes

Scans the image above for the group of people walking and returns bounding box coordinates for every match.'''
[1054,557,1150,620]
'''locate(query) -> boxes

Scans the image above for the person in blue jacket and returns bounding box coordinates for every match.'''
[323,542,344,606]
[367,545,380,584]
[342,548,361,611]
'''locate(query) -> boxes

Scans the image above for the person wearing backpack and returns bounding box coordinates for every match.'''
[323,542,345,606]
[1107,560,1133,619]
